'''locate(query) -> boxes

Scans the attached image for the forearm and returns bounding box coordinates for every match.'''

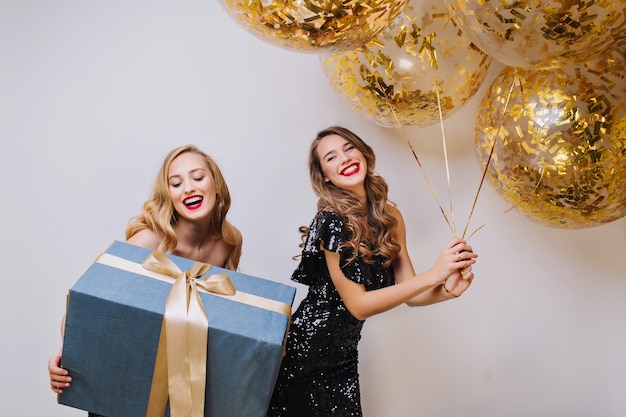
[347,270,442,319]
[405,282,453,306]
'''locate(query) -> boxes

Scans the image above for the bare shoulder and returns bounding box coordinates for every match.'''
[126,228,162,250]
[387,204,408,242]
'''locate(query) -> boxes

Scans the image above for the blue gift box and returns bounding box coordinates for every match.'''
[58,241,296,417]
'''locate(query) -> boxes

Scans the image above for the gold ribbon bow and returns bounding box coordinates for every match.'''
[142,252,234,417]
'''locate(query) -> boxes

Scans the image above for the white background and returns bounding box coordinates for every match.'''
[1,1,625,416]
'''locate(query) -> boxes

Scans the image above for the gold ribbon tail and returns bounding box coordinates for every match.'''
[143,253,214,417]
[163,272,208,417]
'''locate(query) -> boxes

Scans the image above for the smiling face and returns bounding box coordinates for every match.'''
[316,133,368,201]
[167,151,217,222]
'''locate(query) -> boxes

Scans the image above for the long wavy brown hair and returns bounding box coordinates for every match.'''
[306,126,400,267]
[125,145,242,270]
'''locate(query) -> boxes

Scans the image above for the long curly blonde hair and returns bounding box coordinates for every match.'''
[306,126,400,267]
[125,145,242,270]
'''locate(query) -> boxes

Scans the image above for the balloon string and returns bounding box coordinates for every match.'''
[435,82,457,237]
[406,140,455,234]
[388,102,455,235]
[461,73,519,239]
[388,74,521,241]
[466,162,544,241]
[465,205,516,241]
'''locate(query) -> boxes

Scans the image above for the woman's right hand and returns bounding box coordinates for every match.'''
[432,238,477,283]
[48,349,71,393]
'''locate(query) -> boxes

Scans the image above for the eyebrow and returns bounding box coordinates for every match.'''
[322,140,352,160]
[168,168,206,181]
[322,149,336,160]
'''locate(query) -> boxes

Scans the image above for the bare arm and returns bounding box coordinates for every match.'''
[325,207,477,320]
[325,249,443,320]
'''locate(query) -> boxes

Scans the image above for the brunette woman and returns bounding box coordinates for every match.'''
[267,126,477,417]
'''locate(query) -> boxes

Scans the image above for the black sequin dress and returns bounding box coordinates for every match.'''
[267,210,395,417]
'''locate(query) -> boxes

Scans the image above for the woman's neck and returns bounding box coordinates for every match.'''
[173,217,216,248]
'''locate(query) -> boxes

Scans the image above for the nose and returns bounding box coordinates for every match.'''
[182,180,196,193]
[338,151,351,165]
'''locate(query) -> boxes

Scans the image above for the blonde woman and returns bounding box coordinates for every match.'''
[48,145,242,417]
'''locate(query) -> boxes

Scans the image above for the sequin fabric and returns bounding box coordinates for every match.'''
[267,210,395,417]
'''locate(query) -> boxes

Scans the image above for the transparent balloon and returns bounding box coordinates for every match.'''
[217,0,410,53]
[445,0,626,69]
[320,0,492,128]
[474,48,626,228]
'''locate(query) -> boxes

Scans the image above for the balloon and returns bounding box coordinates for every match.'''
[474,48,626,229]
[445,0,626,69]
[320,0,492,128]
[216,0,409,53]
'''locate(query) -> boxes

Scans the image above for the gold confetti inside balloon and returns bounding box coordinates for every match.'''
[216,0,410,53]
[445,0,626,69]
[320,0,492,128]
[474,48,626,229]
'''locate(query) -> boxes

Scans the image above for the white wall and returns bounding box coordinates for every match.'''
[1,1,624,416]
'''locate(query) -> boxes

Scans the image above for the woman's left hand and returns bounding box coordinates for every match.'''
[48,350,71,393]
[443,264,475,298]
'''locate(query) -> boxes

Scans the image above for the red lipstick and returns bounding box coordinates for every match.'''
[183,195,203,210]
[340,163,360,177]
